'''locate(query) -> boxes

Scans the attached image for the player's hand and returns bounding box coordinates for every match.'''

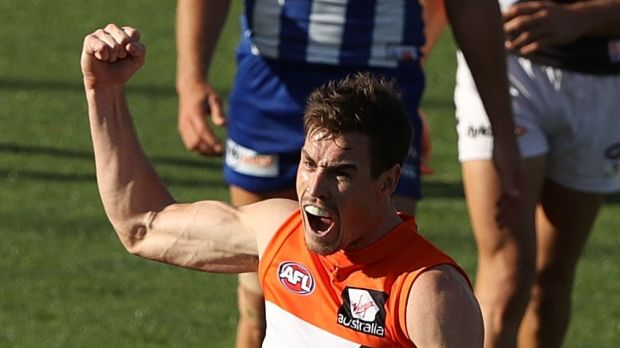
[503,1,581,54]
[492,135,525,229]
[177,81,226,156]
[81,24,146,89]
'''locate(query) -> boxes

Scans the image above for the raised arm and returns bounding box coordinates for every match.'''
[176,0,231,156]
[444,0,524,228]
[81,24,294,273]
[407,265,484,347]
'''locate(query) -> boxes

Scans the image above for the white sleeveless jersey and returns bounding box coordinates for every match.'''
[241,0,425,68]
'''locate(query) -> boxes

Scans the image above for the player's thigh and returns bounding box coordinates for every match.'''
[533,71,618,276]
[237,273,266,327]
[535,179,605,278]
[461,156,545,254]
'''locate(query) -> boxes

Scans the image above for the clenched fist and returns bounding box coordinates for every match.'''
[81,24,146,89]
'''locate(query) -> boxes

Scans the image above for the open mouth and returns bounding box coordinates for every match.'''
[303,205,335,236]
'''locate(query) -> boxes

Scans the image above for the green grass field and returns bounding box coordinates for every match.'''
[1,1,618,347]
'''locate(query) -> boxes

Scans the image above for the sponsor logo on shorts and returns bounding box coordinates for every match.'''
[514,126,527,136]
[337,287,387,337]
[225,139,279,177]
[466,125,526,138]
[604,142,620,175]
[386,45,420,61]
[467,125,493,138]
[277,262,315,295]
[605,142,620,160]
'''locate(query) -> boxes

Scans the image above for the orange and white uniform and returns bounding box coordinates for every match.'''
[259,211,470,347]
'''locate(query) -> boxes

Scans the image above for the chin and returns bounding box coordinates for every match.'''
[302,219,341,255]
[304,233,340,256]
[306,242,339,256]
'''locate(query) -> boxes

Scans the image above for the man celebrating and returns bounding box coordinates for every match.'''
[81,24,483,347]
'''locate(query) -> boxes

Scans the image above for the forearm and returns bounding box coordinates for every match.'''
[176,0,230,89]
[569,0,620,36]
[86,86,175,242]
[445,0,515,136]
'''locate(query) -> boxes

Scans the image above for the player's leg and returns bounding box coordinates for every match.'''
[462,156,542,348]
[418,109,434,175]
[516,68,620,347]
[235,272,265,348]
[453,51,534,347]
[393,127,420,216]
[389,65,425,216]
[230,185,297,348]
[455,52,564,347]
[517,179,604,348]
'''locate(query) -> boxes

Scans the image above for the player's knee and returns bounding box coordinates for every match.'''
[532,266,575,301]
[502,263,535,298]
[484,241,536,290]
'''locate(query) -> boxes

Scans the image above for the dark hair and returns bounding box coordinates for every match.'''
[303,72,412,179]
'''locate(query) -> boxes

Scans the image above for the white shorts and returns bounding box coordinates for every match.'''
[455,52,620,193]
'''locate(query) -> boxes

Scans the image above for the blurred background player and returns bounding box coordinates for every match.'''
[175,0,523,346]
[424,0,620,346]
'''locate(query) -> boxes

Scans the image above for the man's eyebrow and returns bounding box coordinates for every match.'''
[301,149,358,172]
[301,149,314,161]
[327,163,358,172]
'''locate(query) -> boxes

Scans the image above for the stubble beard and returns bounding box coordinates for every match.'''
[304,232,340,256]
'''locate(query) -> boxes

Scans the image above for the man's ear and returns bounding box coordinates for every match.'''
[378,164,401,196]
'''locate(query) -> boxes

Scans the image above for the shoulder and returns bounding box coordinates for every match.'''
[406,264,483,347]
[238,198,299,256]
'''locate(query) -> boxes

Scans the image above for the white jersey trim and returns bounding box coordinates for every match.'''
[263,300,360,347]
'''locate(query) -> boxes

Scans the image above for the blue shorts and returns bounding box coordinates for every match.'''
[224,51,425,198]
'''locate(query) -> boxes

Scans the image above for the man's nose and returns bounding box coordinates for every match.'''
[307,170,329,199]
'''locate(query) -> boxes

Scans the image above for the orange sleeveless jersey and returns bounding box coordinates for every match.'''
[258,210,470,347]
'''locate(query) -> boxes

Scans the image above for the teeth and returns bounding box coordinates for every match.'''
[304,205,330,217]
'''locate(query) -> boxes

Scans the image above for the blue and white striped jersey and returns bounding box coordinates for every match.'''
[240,0,425,68]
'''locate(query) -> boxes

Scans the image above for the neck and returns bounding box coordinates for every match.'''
[347,204,403,251]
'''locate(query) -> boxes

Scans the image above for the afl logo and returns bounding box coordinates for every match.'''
[277,262,315,295]
[605,142,620,160]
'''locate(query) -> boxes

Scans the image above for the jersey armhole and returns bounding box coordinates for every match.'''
[397,261,470,341]
[258,210,302,290]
